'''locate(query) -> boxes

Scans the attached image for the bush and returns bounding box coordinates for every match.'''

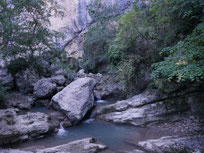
[82,22,116,73]
[7,57,44,76]
[82,0,120,73]
[7,58,29,76]
[107,0,204,94]
[169,0,204,32]
[152,22,204,83]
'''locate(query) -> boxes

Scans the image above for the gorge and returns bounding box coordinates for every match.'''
[0,0,204,153]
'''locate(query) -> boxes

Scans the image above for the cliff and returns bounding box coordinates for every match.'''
[50,0,135,58]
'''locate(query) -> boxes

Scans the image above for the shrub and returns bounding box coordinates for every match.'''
[83,24,116,73]
[152,22,204,83]
[7,57,44,76]
[169,0,204,32]
[107,0,204,94]
[7,58,29,76]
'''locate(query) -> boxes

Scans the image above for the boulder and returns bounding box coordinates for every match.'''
[37,138,107,153]
[77,69,86,78]
[127,150,145,153]
[76,71,123,100]
[0,149,33,153]
[15,69,40,94]
[51,75,66,86]
[138,135,204,153]
[52,77,96,124]
[0,68,14,90]
[94,74,123,100]
[47,110,66,128]
[6,93,34,110]
[0,109,56,145]
[34,78,57,99]
[50,64,67,77]
[96,91,190,126]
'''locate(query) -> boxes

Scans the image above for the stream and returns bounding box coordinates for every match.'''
[10,100,173,152]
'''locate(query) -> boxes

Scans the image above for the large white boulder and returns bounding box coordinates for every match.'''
[52,77,96,124]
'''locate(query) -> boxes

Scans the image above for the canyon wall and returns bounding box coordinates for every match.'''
[50,0,136,58]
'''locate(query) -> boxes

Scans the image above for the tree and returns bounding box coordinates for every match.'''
[82,0,118,73]
[0,0,64,63]
[152,22,204,83]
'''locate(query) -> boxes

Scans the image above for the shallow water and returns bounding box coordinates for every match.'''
[13,120,156,152]
[10,100,173,152]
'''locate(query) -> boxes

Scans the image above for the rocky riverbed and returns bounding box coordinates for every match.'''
[0,67,204,153]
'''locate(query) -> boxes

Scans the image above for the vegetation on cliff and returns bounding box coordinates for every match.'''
[83,0,204,95]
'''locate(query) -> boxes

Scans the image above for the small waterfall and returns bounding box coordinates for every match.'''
[57,121,67,136]
[96,100,108,104]
[84,108,97,123]
[84,100,110,123]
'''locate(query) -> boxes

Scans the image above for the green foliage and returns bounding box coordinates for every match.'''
[88,0,120,24]
[152,22,204,82]
[107,0,172,94]
[82,0,203,95]
[7,58,29,76]
[105,0,204,94]
[82,0,118,73]
[7,57,44,76]
[83,25,115,72]
[169,0,204,30]
[0,0,64,64]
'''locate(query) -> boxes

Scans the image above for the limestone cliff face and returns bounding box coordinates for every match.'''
[50,0,135,58]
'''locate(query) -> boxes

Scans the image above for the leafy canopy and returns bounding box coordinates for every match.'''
[0,0,64,60]
[152,22,204,82]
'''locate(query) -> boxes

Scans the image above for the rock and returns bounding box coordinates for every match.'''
[50,64,66,77]
[127,149,145,153]
[77,69,86,78]
[6,93,34,110]
[96,91,190,126]
[15,69,40,94]
[51,75,66,86]
[49,0,134,58]
[56,86,64,92]
[34,78,57,99]
[47,110,66,128]
[0,67,14,90]
[0,109,56,145]
[40,59,51,77]
[52,77,96,124]
[138,135,204,153]
[76,72,123,100]
[62,119,72,128]
[37,138,107,153]
[0,149,33,153]
[94,74,123,100]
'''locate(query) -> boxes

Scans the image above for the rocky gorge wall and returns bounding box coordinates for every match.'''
[49,0,137,58]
